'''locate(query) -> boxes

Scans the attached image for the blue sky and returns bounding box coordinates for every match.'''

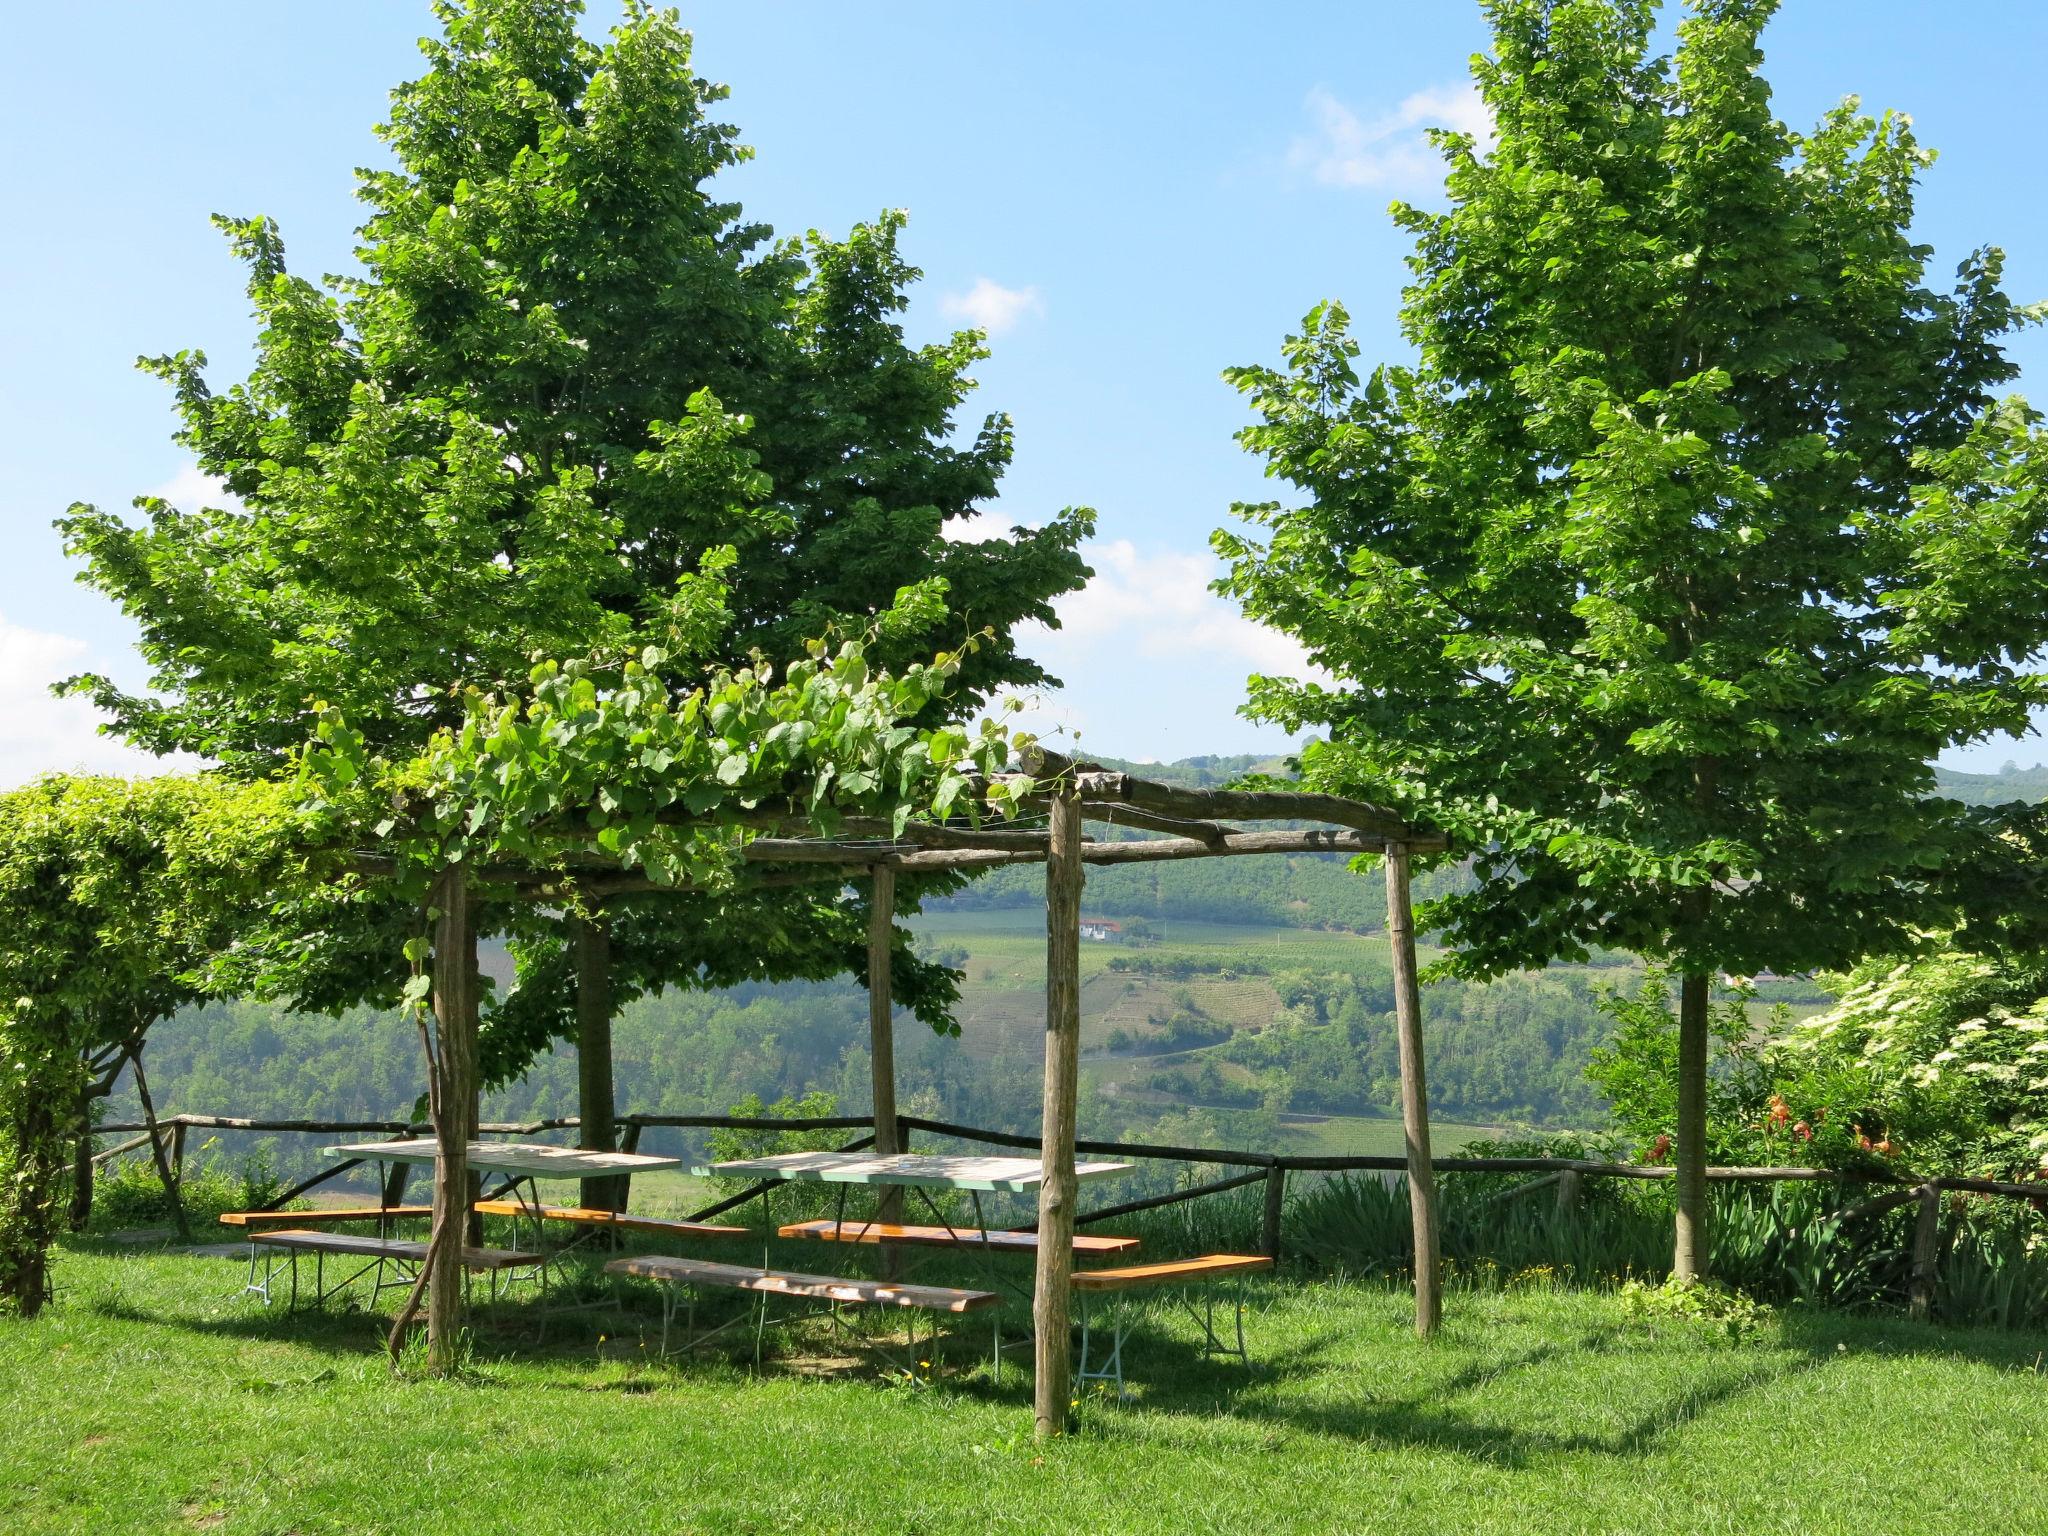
[4,1,2046,782]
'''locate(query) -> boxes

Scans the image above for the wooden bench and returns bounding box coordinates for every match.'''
[606,1253,1000,1368]
[778,1218,1139,1256]
[473,1200,749,1247]
[246,1228,541,1311]
[223,1208,432,1301]
[221,1206,430,1231]
[1070,1254,1275,1398]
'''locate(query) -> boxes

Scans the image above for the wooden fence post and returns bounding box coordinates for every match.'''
[1384,841,1441,1339]
[1033,783,1084,1439]
[1555,1169,1582,1219]
[1909,1182,1940,1321]
[1262,1166,1287,1261]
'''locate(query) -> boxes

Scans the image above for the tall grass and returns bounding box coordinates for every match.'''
[1244,1170,2048,1329]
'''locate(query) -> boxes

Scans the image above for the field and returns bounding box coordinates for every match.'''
[5,1241,2045,1535]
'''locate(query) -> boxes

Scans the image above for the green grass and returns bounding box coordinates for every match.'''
[6,1241,2045,1535]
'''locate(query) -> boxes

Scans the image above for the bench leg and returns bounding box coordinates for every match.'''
[1175,1276,1251,1365]
[1075,1291,1129,1402]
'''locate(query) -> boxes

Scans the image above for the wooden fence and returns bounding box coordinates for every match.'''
[88,1108,2048,1317]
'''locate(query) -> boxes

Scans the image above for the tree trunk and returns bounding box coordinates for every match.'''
[129,1051,189,1242]
[1672,968,1711,1284]
[1384,842,1441,1338]
[3,1091,59,1316]
[1032,786,1084,1438]
[68,1121,94,1233]
[573,913,619,1211]
[867,866,902,1236]
[426,865,478,1375]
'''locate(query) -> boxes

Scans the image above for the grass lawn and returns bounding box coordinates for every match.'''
[5,1241,2045,1535]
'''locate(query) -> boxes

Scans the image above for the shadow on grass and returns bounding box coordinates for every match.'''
[1105,1317,1825,1468]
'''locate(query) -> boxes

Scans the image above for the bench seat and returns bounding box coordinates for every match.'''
[473,1200,748,1240]
[220,1206,430,1229]
[250,1228,538,1272]
[606,1254,996,1313]
[1071,1254,1275,1292]
[778,1218,1139,1255]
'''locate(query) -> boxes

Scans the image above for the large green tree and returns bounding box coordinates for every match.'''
[60,0,1089,1157]
[1217,0,2048,1279]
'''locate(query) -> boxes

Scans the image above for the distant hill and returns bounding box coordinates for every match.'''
[1932,763,2048,806]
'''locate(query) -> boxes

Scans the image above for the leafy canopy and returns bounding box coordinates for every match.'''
[1217,0,2048,981]
[58,0,1090,1046]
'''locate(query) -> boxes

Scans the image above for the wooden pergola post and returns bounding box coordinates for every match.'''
[1384,841,1441,1339]
[867,864,902,1231]
[573,911,620,1210]
[426,863,479,1374]
[1033,783,1084,1438]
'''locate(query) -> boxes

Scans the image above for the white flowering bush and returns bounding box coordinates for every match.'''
[1771,950,2048,1181]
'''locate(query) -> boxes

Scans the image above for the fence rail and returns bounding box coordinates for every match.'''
[87,1108,2048,1257]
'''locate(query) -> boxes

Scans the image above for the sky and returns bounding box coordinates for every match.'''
[4,0,2047,783]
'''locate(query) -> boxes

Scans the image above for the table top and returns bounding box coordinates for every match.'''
[323,1138,688,1179]
[693,1150,1131,1192]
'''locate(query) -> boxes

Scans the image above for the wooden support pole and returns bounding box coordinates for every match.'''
[426,864,478,1375]
[1384,842,1441,1339]
[1262,1166,1287,1261]
[867,865,903,1233]
[573,913,620,1211]
[1909,1182,1940,1321]
[1033,784,1084,1438]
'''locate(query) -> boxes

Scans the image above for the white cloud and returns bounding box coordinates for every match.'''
[148,460,239,513]
[1289,81,1494,191]
[939,277,1045,337]
[941,509,1019,545]
[0,614,195,789]
[988,539,1328,754]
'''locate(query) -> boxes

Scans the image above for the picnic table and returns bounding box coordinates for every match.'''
[321,1138,695,1313]
[694,1150,1132,1298]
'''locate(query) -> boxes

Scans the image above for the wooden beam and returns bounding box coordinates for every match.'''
[1384,842,1441,1339]
[1033,784,1084,1439]
[1022,745,1430,843]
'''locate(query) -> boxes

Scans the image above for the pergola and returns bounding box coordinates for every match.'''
[414,748,1447,1431]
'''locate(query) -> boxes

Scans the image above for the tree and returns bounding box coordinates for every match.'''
[1216,0,2048,1281]
[59,0,1090,1179]
[0,776,312,1314]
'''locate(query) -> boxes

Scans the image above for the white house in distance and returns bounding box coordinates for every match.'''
[1078,916,1123,943]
